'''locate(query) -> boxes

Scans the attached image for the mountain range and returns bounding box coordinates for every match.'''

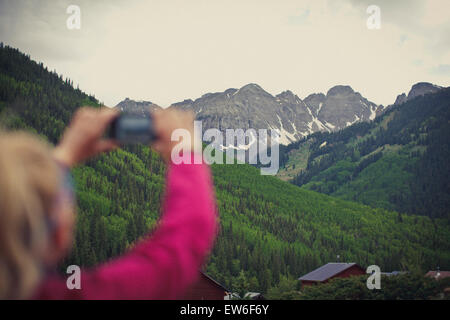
[117,82,443,148]
[116,97,160,116]
[117,80,448,219]
[393,82,443,105]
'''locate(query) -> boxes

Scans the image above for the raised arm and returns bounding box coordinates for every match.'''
[34,108,218,299]
[79,156,217,299]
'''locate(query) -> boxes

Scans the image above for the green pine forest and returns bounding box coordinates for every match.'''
[1,44,449,298]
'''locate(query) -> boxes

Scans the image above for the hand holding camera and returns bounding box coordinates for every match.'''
[53,106,195,167]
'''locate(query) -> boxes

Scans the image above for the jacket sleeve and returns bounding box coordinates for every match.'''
[34,154,218,299]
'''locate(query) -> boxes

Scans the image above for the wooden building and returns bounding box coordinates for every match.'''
[298,263,366,287]
[183,272,230,300]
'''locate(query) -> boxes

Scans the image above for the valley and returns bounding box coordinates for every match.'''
[1,44,449,299]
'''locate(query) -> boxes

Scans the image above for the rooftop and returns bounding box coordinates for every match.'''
[298,263,362,282]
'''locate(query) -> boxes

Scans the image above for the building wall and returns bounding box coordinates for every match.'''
[329,265,366,281]
[183,274,227,300]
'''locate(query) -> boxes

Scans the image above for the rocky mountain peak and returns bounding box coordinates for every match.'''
[224,88,238,96]
[394,93,407,105]
[237,83,269,95]
[276,90,300,104]
[122,82,439,147]
[115,98,161,115]
[407,82,442,100]
[393,82,443,106]
[327,85,355,96]
[304,93,326,116]
[241,83,263,90]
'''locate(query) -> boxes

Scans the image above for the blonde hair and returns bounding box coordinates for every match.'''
[0,132,60,299]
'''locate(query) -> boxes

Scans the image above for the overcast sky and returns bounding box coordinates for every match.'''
[0,0,449,107]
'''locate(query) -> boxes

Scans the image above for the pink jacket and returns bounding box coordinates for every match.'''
[33,157,218,299]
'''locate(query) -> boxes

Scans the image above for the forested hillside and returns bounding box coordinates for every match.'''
[279,89,450,219]
[1,44,449,298]
[0,44,166,266]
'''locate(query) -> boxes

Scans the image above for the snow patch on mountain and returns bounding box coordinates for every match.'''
[305,105,330,133]
[219,130,257,151]
[275,115,297,145]
[369,105,377,120]
[346,114,360,126]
